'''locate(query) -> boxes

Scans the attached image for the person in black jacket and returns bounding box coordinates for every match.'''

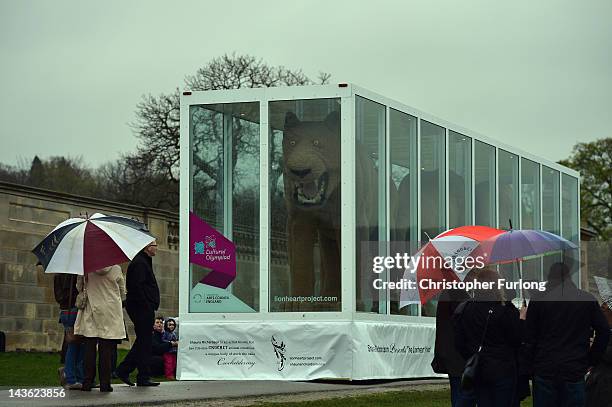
[453,268,522,407]
[115,241,161,387]
[433,288,476,407]
[525,262,610,407]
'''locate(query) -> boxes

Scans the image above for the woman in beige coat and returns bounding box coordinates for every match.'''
[74,265,126,392]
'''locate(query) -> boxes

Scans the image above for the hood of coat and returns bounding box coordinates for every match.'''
[94,266,115,276]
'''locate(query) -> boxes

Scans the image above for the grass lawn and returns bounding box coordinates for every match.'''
[0,350,171,387]
[255,390,533,407]
[254,390,452,407]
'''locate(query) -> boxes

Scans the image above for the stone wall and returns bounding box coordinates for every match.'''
[0,181,178,351]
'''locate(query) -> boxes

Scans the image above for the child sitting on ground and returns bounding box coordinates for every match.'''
[162,318,178,379]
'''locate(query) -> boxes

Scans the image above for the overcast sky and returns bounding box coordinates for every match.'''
[1,0,610,169]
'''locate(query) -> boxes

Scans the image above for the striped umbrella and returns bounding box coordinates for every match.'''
[400,225,506,306]
[32,213,155,275]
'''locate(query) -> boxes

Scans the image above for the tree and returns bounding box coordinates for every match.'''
[0,156,103,198]
[0,162,28,185]
[558,137,612,240]
[26,156,98,195]
[28,156,44,186]
[97,159,178,209]
[125,53,331,211]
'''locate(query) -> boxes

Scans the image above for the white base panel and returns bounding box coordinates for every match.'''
[177,320,441,380]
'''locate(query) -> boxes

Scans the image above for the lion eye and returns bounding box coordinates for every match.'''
[313,140,319,146]
[289,140,296,146]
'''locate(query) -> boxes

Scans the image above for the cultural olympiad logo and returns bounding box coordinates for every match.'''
[193,235,231,261]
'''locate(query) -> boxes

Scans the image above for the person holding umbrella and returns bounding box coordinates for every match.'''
[74,264,127,392]
[114,240,162,387]
[452,267,523,407]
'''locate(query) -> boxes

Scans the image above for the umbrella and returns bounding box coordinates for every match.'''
[399,225,506,306]
[32,213,155,275]
[471,227,578,303]
[473,229,578,264]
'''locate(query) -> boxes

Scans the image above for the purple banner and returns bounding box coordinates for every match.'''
[189,212,236,289]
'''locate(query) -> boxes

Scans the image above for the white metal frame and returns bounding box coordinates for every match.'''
[179,83,581,325]
[259,101,270,312]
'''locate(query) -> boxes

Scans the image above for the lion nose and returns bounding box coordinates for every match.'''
[291,168,311,178]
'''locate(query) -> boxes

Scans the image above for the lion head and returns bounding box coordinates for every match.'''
[282,110,340,210]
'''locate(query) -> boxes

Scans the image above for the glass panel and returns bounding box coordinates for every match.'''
[269,99,341,312]
[356,96,386,314]
[191,106,224,230]
[390,108,418,316]
[521,159,541,230]
[498,150,519,230]
[542,166,561,278]
[542,166,560,234]
[420,120,446,317]
[521,158,541,281]
[474,141,496,227]
[562,174,579,243]
[562,174,580,284]
[420,120,446,241]
[449,131,472,228]
[190,102,260,312]
[498,150,519,300]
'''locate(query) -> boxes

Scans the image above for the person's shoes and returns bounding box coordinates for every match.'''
[64,382,82,390]
[80,384,92,392]
[114,371,135,386]
[136,380,160,387]
[100,385,113,392]
[58,367,66,387]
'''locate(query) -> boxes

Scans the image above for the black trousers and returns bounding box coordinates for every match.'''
[83,337,116,389]
[116,305,154,382]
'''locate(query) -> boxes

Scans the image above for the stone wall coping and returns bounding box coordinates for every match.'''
[0,181,178,221]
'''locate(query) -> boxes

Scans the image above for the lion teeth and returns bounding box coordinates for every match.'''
[293,173,328,205]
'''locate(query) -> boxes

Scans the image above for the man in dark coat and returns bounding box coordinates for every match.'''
[525,263,610,407]
[433,288,476,407]
[115,241,161,387]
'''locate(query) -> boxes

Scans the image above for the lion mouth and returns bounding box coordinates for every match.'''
[294,172,328,206]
